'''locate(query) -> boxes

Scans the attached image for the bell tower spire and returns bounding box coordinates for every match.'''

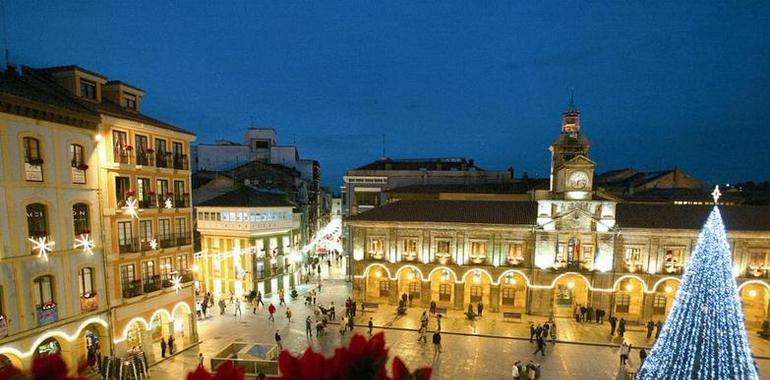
[562,92,580,134]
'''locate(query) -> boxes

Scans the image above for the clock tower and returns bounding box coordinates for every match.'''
[549,97,595,200]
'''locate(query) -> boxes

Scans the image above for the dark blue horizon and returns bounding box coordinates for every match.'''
[7,2,770,187]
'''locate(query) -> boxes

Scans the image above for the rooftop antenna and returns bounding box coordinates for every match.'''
[382,134,387,159]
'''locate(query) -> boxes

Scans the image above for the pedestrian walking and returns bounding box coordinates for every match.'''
[234,298,242,317]
[529,322,536,343]
[219,299,226,315]
[533,334,546,356]
[198,353,205,368]
[286,307,292,322]
[275,330,283,350]
[477,302,484,317]
[306,316,313,336]
[619,341,631,366]
[609,316,618,336]
[268,303,276,322]
[339,317,347,336]
[639,348,647,367]
[348,314,354,331]
[432,331,442,355]
[160,337,167,358]
[655,320,663,338]
[646,319,654,339]
[256,291,264,306]
[279,289,286,306]
[618,318,626,337]
[368,317,374,335]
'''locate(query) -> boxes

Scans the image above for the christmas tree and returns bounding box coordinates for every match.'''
[638,189,758,379]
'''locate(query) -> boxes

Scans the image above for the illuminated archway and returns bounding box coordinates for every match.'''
[613,277,645,320]
[428,267,457,306]
[361,263,392,280]
[0,353,22,371]
[463,269,493,311]
[651,278,681,317]
[740,283,770,328]
[499,271,529,312]
[552,273,590,317]
[395,266,423,304]
[364,265,392,302]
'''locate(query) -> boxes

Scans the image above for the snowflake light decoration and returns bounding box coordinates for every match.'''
[149,239,158,250]
[712,185,721,204]
[164,197,173,209]
[74,233,95,255]
[29,236,54,261]
[171,275,183,293]
[124,197,139,218]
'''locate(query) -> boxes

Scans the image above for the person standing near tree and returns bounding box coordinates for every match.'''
[618,318,627,337]
[646,319,655,339]
[368,317,374,335]
[655,320,663,338]
[286,307,292,322]
[275,330,282,350]
[160,337,167,358]
[609,316,618,336]
[305,316,313,336]
[639,348,647,367]
[477,302,484,318]
[234,298,242,318]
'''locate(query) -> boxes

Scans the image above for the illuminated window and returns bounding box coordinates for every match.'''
[507,243,525,265]
[502,287,516,305]
[72,203,90,235]
[469,241,487,264]
[470,286,483,302]
[70,144,85,167]
[439,284,452,301]
[23,137,44,181]
[403,239,418,261]
[378,280,390,297]
[664,247,685,274]
[123,93,137,110]
[616,293,630,313]
[652,294,667,315]
[368,238,384,259]
[408,281,420,298]
[26,203,48,239]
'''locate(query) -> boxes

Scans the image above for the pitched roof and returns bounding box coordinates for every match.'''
[353,157,483,171]
[388,180,549,195]
[28,66,195,136]
[0,67,99,120]
[346,200,538,225]
[616,203,770,231]
[197,187,295,208]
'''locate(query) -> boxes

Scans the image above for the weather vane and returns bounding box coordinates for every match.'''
[712,185,721,204]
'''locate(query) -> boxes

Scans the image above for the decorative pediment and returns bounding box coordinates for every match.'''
[562,154,596,168]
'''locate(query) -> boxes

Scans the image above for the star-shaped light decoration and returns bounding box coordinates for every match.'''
[29,236,54,261]
[164,197,173,209]
[124,197,139,218]
[712,185,721,204]
[171,274,183,293]
[74,233,95,255]
[149,239,158,250]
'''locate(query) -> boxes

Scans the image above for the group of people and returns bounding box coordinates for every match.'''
[465,301,485,319]
[159,336,176,358]
[574,304,607,323]
[529,321,556,356]
[618,341,647,370]
[511,360,541,380]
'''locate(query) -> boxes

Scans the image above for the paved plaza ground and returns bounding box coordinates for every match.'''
[151,261,770,379]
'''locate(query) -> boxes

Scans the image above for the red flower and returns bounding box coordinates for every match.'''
[391,357,432,380]
[186,366,213,380]
[31,355,87,380]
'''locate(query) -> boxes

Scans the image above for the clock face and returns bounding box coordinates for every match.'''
[568,171,589,190]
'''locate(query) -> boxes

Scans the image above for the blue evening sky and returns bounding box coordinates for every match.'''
[6,2,770,187]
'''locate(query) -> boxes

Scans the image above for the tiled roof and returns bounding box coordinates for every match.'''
[0,67,99,117]
[353,158,483,171]
[346,200,538,225]
[197,187,295,208]
[28,67,195,136]
[616,203,770,231]
[388,180,549,194]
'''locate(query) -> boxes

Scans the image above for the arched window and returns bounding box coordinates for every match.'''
[33,275,54,306]
[72,203,90,235]
[23,137,42,164]
[78,268,94,296]
[26,203,48,239]
[70,144,85,168]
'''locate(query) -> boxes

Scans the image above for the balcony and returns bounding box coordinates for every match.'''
[138,196,157,209]
[161,277,174,288]
[79,292,99,313]
[136,151,151,166]
[180,270,194,283]
[155,152,172,168]
[122,283,143,299]
[118,238,142,254]
[174,195,190,208]
[113,146,132,165]
[143,278,161,293]
[176,234,192,246]
[173,154,189,170]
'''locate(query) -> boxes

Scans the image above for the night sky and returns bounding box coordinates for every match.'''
[6,2,770,187]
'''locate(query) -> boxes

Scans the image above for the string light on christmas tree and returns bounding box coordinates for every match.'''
[171,274,183,293]
[29,236,54,261]
[124,197,139,218]
[74,233,95,255]
[637,197,758,379]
